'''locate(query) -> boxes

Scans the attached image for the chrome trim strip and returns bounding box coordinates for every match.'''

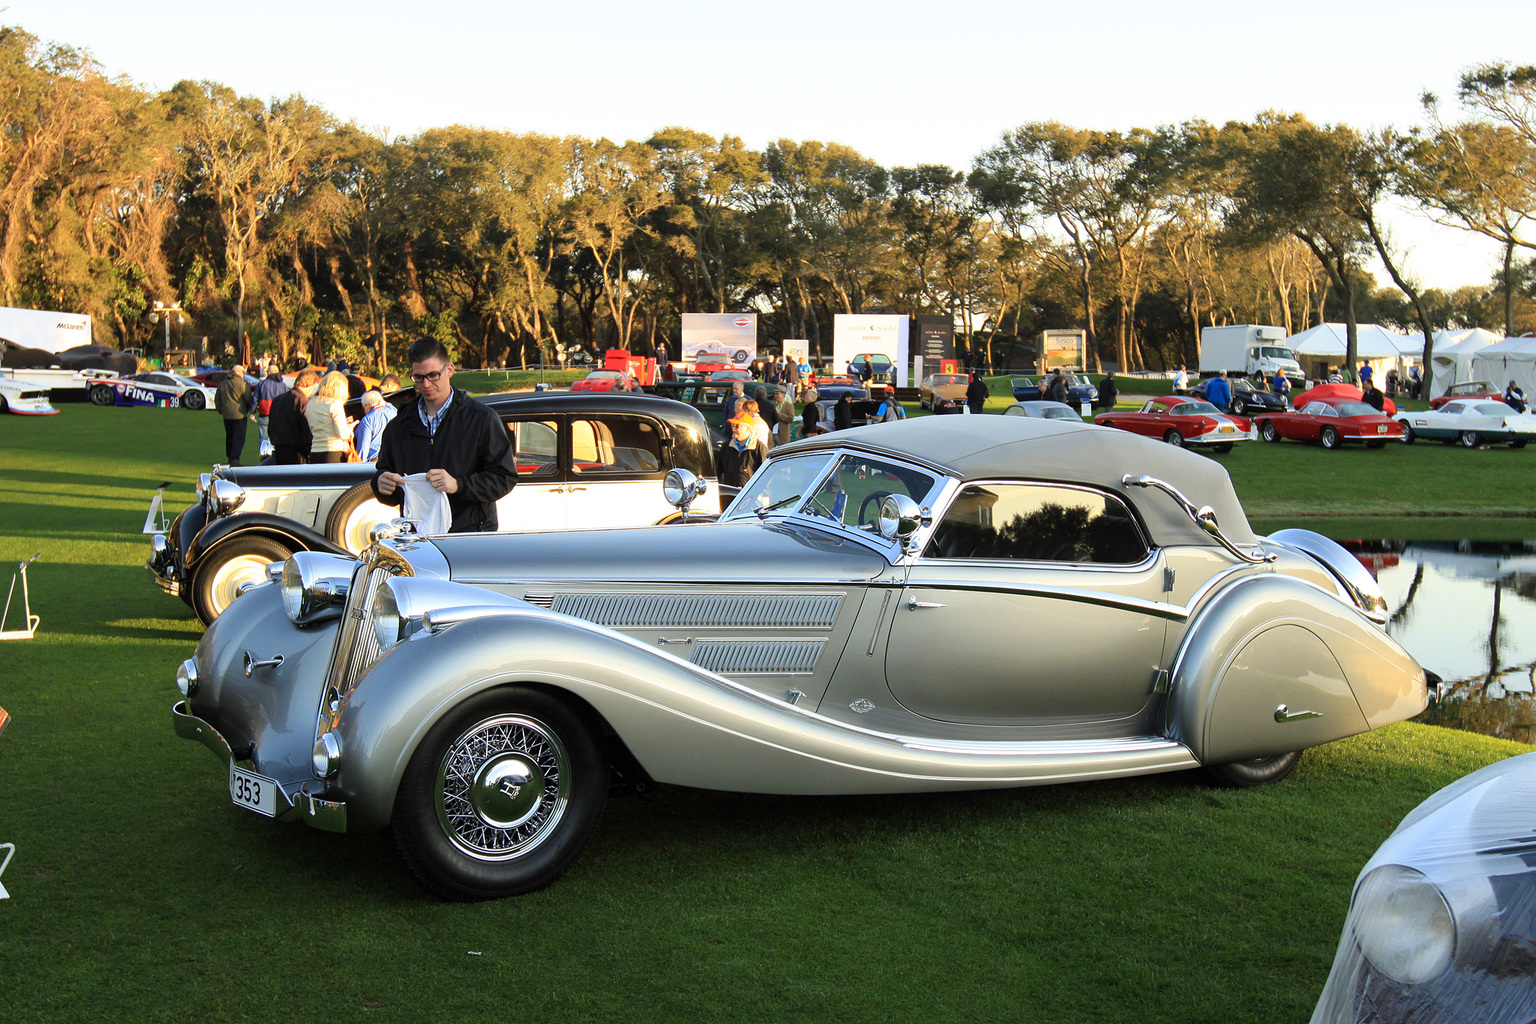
[898,734,1189,756]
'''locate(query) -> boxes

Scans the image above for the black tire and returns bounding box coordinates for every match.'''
[1400,423,1415,444]
[191,535,293,625]
[90,383,115,406]
[1259,420,1280,443]
[324,481,393,554]
[1459,430,1480,448]
[1211,443,1233,454]
[182,389,206,411]
[1163,429,1185,447]
[0,394,7,413]
[1202,750,1303,788]
[390,687,607,901]
[1320,426,1341,450]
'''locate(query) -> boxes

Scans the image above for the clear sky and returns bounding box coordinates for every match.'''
[10,0,1535,291]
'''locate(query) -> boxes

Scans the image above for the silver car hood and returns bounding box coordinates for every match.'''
[426,519,893,585]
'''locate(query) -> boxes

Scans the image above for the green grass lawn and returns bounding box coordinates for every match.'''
[0,403,1532,1023]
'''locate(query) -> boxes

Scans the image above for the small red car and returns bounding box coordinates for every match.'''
[1429,380,1501,409]
[1293,382,1396,416]
[570,369,639,393]
[1254,397,1405,449]
[1094,396,1252,451]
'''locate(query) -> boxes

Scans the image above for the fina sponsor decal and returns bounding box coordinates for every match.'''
[732,316,752,328]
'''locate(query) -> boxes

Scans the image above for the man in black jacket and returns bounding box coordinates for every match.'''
[372,338,517,533]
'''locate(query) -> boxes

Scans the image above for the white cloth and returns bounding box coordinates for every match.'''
[400,473,451,535]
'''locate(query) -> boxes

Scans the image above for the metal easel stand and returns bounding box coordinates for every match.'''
[0,553,41,640]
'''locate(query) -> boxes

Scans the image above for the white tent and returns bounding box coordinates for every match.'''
[1470,336,1536,401]
[1287,323,1406,382]
[1427,328,1502,398]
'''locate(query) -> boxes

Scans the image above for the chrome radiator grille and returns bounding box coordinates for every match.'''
[546,592,842,629]
[326,557,409,700]
[690,639,826,675]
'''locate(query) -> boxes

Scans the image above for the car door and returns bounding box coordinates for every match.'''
[496,418,566,530]
[1294,402,1331,441]
[885,482,1168,731]
[564,413,674,529]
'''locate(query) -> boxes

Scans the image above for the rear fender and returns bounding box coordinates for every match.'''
[188,513,344,571]
[1167,574,1425,764]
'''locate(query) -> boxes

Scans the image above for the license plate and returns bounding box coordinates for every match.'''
[1377,425,1387,433]
[1219,425,1233,433]
[229,764,278,817]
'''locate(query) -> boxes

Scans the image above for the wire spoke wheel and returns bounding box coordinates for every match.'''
[435,715,570,860]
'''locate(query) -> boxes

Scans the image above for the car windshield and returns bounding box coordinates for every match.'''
[1259,346,1296,360]
[722,451,942,532]
[799,454,942,532]
[587,370,622,379]
[1040,407,1080,420]
[1332,402,1375,416]
[722,453,838,520]
[931,374,967,385]
[1174,401,1221,415]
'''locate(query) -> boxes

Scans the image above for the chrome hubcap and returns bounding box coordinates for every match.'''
[436,715,569,861]
[211,554,277,613]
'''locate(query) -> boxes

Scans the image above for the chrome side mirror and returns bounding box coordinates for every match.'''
[878,493,927,551]
[663,469,706,515]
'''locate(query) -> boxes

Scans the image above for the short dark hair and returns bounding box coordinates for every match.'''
[407,336,450,367]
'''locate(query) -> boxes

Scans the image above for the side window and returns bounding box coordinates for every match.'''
[926,484,1148,564]
[570,417,662,475]
[509,420,559,478]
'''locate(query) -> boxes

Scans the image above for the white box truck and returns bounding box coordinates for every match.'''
[1198,325,1302,380]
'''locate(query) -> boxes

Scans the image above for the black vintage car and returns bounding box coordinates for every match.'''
[1190,377,1287,416]
[147,391,720,624]
[1010,372,1096,410]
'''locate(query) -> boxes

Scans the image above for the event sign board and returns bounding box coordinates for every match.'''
[680,313,757,368]
[1040,329,1086,371]
[782,339,809,364]
[0,306,92,354]
[832,314,911,387]
[914,315,953,370]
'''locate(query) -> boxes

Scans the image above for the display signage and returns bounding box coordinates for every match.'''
[1040,329,1086,371]
[915,315,953,370]
[831,314,911,387]
[0,306,92,354]
[680,313,757,368]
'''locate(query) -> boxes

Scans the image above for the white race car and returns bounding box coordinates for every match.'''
[1395,399,1536,448]
[0,377,58,415]
[89,372,218,410]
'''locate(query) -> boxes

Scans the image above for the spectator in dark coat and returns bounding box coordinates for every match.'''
[833,393,853,430]
[715,412,767,487]
[965,372,989,415]
[215,365,254,465]
[268,368,320,464]
[1095,372,1118,413]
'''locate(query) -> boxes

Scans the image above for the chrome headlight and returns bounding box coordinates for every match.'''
[175,658,198,698]
[196,473,211,499]
[208,478,246,516]
[370,576,526,653]
[1352,864,1455,983]
[312,732,341,778]
[663,468,706,510]
[280,552,356,625]
[371,576,417,652]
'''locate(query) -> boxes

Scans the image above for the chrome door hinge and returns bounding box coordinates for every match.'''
[1150,668,1170,694]
[1163,567,1176,592]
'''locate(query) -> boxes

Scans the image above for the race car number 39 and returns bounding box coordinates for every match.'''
[229,763,278,817]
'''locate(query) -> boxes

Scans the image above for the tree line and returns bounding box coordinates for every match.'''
[2,24,1533,375]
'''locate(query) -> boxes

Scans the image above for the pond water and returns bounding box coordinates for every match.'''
[1341,539,1536,744]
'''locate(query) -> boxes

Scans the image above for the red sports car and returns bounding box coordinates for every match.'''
[1429,380,1501,409]
[1253,397,1405,449]
[1291,382,1397,416]
[1094,396,1252,451]
[570,369,639,393]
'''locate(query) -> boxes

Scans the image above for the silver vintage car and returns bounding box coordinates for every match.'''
[171,416,1428,900]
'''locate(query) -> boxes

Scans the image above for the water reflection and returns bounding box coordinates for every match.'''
[1344,539,1536,744]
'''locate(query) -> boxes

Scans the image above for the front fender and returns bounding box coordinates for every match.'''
[1167,574,1426,765]
[188,512,346,571]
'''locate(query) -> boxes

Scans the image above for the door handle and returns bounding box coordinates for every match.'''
[907,600,945,611]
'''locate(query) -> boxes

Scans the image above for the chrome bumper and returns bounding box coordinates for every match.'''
[171,701,347,833]
[145,534,181,596]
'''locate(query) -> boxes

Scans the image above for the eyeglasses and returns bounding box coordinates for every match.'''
[410,366,450,384]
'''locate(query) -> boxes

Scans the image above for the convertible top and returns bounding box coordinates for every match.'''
[780,416,1258,548]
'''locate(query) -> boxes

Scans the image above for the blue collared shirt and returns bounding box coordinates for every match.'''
[418,389,454,437]
[354,404,396,461]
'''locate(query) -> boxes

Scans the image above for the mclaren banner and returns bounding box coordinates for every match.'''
[680,313,757,368]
